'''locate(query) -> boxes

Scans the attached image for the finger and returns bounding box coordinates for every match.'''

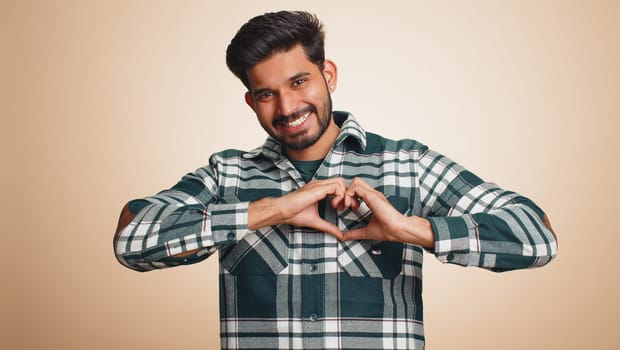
[349,194,360,210]
[304,179,346,204]
[346,181,385,210]
[340,192,359,211]
[313,177,347,190]
[324,178,349,211]
[344,177,363,198]
[331,194,345,211]
[345,182,371,204]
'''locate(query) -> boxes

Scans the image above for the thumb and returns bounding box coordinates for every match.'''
[342,227,367,241]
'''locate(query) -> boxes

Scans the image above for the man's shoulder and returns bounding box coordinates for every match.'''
[363,131,429,155]
[211,148,248,159]
[209,143,275,164]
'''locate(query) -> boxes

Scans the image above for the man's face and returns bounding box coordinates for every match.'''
[244,44,337,153]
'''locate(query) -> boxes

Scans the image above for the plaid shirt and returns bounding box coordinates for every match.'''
[114,112,557,349]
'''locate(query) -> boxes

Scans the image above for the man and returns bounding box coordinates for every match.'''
[114,11,557,350]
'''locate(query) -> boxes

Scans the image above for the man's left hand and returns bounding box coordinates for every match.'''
[341,178,435,248]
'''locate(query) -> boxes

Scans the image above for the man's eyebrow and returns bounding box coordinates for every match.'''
[290,72,311,81]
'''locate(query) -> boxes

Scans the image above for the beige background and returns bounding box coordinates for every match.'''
[3,0,619,349]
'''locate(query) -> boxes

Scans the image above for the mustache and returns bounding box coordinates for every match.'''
[272,105,317,127]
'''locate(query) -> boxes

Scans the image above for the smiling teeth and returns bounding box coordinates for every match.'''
[286,112,310,127]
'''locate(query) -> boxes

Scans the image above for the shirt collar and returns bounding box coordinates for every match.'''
[242,111,367,161]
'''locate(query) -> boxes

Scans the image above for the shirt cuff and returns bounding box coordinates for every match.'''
[427,215,478,266]
[209,202,251,245]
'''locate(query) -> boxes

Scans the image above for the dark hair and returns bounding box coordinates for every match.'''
[226,11,326,88]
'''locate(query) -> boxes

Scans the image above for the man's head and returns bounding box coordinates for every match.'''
[226,11,339,160]
[226,11,326,89]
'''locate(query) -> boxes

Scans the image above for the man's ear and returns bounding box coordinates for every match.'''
[244,91,255,110]
[322,59,338,93]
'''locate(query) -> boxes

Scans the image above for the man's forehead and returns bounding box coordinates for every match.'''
[246,45,320,89]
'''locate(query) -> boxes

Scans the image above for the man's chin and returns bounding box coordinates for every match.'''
[282,133,321,151]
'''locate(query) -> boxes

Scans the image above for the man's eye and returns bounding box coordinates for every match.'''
[293,79,305,87]
[258,91,273,100]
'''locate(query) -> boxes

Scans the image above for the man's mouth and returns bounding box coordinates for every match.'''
[283,111,310,128]
[274,107,316,130]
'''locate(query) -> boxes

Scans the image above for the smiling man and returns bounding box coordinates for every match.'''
[114,11,557,350]
[245,44,338,158]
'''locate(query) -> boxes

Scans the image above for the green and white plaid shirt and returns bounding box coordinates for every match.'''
[115,112,557,349]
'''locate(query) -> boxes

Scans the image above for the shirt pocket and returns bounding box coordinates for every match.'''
[219,224,289,276]
[337,195,410,279]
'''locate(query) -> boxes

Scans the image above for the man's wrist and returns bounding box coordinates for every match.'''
[403,216,435,248]
[248,197,281,230]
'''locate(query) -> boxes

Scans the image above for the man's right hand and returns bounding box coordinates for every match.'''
[248,178,355,240]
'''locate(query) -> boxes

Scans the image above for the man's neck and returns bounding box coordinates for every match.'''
[285,117,340,161]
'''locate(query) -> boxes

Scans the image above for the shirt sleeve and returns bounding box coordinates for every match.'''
[416,148,557,272]
[113,161,252,272]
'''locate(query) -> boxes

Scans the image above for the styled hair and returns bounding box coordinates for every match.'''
[226,11,326,89]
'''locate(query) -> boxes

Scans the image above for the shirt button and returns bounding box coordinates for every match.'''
[447,253,454,261]
[227,232,236,241]
[308,264,317,272]
[309,313,318,322]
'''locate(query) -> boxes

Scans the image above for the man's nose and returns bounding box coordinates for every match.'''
[276,90,298,116]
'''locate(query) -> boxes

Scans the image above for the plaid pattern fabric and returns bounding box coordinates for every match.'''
[114,112,557,349]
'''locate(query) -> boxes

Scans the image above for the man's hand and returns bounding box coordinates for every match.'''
[248,177,434,247]
[341,178,435,248]
[248,178,358,240]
